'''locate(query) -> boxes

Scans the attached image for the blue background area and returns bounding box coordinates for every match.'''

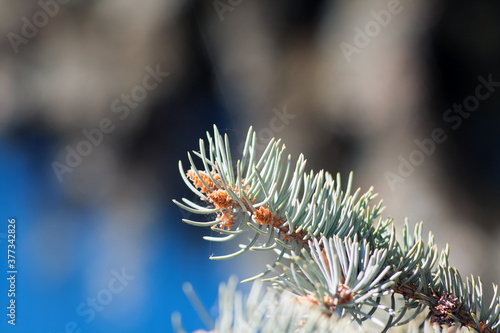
[0,128,252,333]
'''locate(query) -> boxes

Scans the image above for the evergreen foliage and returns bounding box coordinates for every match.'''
[173,126,500,332]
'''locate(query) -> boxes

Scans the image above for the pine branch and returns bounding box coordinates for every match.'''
[173,125,500,332]
[173,277,473,333]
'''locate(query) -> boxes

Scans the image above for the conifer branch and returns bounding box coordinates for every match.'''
[174,125,500,332]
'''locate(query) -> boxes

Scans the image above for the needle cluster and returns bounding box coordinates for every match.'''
[173,125,500,333]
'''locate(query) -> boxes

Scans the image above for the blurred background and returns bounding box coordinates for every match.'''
[0,0,499,332]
